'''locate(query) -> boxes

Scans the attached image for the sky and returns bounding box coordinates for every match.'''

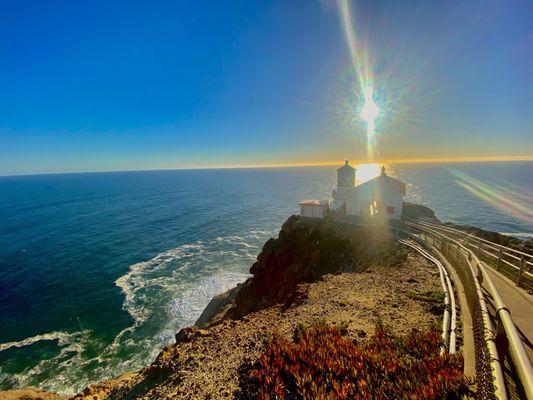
[0,0,532,175]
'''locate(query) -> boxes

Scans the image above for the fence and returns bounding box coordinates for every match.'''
[405,220,533,400]
[410,219,533,290]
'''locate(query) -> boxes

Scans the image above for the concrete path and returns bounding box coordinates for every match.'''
[483,266,533,363]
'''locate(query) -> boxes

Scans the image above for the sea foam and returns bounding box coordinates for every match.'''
[0,230,269,395]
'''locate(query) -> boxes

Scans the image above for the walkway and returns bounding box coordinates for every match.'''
[483,266,533,362]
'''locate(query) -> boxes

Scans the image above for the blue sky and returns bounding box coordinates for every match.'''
[0,0,532,175]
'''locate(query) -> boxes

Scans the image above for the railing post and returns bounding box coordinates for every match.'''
[497,247,503,271]
[517,256,525,286]
[477,238,482,257]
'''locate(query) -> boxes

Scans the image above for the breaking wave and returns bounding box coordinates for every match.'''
[0,229,272,395]
[0,331,87,353]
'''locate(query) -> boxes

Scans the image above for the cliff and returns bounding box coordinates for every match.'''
[66,215,442,399]
[197,215,403,327]
[6,206,520,399]
[403,202,440,222]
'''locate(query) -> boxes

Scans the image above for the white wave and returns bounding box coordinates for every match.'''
[2,230,269,395]
[0,330,88,352]
[499,232,533,239]
[0,329,94,394]
[167,270,250,331]
[115,243,206,325]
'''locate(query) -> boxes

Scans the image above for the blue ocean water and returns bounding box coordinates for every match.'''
[0,163,531,394]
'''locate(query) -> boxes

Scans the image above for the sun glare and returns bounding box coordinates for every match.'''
[356,162,381,183]
[361,86,379,125]
[360,85,380,161]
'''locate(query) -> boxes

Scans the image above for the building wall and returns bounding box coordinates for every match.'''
[300,204,327,219]
[337,164,355,187]
[346,183,403,220]
[331,186,352,211]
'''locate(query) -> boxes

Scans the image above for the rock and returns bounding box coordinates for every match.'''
[222,215,399,321]
[175,327,197,343]
[195,284,241,328]
[403,202,440,221]
[196,329,210,337]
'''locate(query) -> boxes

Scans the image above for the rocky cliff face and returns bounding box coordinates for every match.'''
[198,215,405,326]
[403,202,440,222]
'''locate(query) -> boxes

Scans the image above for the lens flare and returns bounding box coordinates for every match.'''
[450,169,533,224]
[356,162,381,183]
[361,86,379,135]
[337,0,381,161]
[335,0,430,162]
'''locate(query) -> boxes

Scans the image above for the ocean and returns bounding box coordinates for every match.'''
[0,162,531,394]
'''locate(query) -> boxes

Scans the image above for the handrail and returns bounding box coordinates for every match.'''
[396,231,456,353]
[407,220,533,400]
[407,222,507,400]
[412,218,533,261]
[410,219,533,284]
[407,221,506,398]
[477,260,533,400]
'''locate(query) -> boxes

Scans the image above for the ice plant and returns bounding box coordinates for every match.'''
[241,321,471,399]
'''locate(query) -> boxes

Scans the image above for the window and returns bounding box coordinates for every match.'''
[386,206,395,214]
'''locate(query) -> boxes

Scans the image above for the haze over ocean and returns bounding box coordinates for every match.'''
[0,162,531,394]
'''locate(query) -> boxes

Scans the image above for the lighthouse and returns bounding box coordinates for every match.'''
[331,160,355,212]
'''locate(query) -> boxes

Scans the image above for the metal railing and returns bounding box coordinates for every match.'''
[406,220,533,400]
[395,230,457,354]
[409,219,533,289]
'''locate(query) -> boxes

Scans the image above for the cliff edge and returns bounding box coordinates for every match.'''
[197,215,403,327]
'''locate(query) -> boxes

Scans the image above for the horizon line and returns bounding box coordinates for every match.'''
[1,155,532,177]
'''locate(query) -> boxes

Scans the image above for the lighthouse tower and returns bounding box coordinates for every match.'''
[332,160,355,212]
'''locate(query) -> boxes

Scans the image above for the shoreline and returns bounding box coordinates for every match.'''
[1,205,531,399]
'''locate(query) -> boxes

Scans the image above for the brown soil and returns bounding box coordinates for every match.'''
[72,250,442,400]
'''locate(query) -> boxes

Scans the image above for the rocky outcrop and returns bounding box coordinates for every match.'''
[70,247,442,400]
[198,215,405,326]
[443,222,532,253]
[403,202,440,222]
[195,283,241,328]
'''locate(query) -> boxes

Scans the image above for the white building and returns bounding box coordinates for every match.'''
[330,162,406,222]
[346,167,406,220]
[332,160,355,212]
[298,161,406,223]
[299,199,330,219]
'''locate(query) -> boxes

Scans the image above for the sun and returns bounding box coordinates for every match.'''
[356,162,381,183]
[360,86,379,126]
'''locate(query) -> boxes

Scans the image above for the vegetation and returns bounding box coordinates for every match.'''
[407,290,446,315]
[241,321,470,400]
